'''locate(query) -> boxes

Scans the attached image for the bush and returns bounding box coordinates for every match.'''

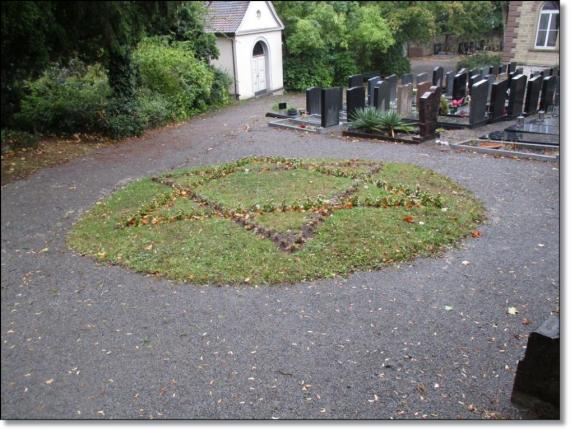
[135,91,173,129]
[104,98,145,139]
[377,44,411,76]
[456,52,501,70]
[1,129,39,153]
[206,67,232,107]
[350,108,414,136]
[133,36,214,119]
[284,57,334,91]
[16,60,110,134]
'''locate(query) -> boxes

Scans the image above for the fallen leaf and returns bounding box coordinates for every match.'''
[508,307,519,315]
[467,404,476,412]
[45,379,54,384]
[403,215,414,223]
[522,318,531,325]
[471,230,481,238]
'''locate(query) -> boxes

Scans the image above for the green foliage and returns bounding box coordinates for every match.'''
[456,52,501,70]
[135,91,173,129]
[133,36,213,120]
[439,96,449,115]
[350,108,414,136]
[283,56,333,91]
[172,2,219,61]
[207,67,233,107]
[16,60,110,134]
[1,129,39,153]
[446,1,503,41]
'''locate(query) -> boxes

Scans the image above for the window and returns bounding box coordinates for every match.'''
[535,2,559,49]
[253,41,265,56]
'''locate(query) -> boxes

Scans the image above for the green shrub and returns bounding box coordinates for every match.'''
[439,96,449,115]
[1,129,39,153]
[206,67,232,107]
[283,57,334,91]
[135,91,173,129]
[377,44,411,76]
[16,60,110,134]
[456,52,501,70]
[104,98,145,139]
[133,36,214,119]
[350,108,414,136]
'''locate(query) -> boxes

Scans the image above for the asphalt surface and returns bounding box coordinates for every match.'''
[1,94,559,419]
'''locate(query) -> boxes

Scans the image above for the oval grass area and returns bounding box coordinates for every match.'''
[68,157,484,284]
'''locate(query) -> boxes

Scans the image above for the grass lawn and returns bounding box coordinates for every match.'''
[68,157,484,285]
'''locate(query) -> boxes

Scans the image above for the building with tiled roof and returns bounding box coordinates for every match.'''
[204,1,284,99]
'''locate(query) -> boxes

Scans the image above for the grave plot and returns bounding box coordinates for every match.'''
[485,114,560,147]
[68,157,484,284]
[451,139,559,162]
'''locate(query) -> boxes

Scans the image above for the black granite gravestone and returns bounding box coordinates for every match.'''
[306,87,321,115]
[373,81,390,112]
[278,102,287,110]
[484,74,496,100]
[432,66,444,86]
[401,73,414,86]
[469,79,489,127]
[416,72,428,84]
[445,71,455,97]
[346,86,365,121]
[507,74,528,118]
[540,75,557,111]
[367,76,381,105]
[348,74,364,88]
[507,62,517,74]
[385,74,398,104]
[524,75,543,115]
[321,87,342,128]
[468,74,482,95]
[498,64,505,74]
[511,315,559,419]
[453,69,467,100]
[489,79,509,121]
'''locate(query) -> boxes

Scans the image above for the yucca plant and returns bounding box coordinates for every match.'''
[378,110,415,137]
[350,107,385,132]
[350,108,414,137]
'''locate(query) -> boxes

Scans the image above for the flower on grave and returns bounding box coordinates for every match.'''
[451,98,464,108]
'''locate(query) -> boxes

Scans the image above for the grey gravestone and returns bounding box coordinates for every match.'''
[367,76,381,105]
[484,74,496,100]
[385,74,398,105]
[498,64,505,74]
[373,81,390,112]
[306,87,321,115]
[397,84,413,117]
[416,81,432,109]
[401,73,414,86]
[432,66,444,86]
[416,72,428,84]
[468,69,478,79]
[321,87,342,128]
[489,79,509,121]
[540,75,557,111]
[445,71,455,97]
[346,86,365,121]
[489,66,494,75]
[469,79,489,127]
[418,90,438,137]
[348,74,364,88]
[507,74,528,118]
[515,67,524,75]
[511,315,559,419]
[453,70,467,100]
[524,75,543,115]
[481,66,490,76]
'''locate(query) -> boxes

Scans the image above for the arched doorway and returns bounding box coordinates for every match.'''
[252,40,269,95]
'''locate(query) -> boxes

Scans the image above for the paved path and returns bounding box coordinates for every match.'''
[1,95,559,419]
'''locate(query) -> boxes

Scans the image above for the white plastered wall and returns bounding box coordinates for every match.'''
[210,36,236,95]
[234,30,283,99]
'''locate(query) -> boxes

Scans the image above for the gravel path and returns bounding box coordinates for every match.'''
[1,94,559,419]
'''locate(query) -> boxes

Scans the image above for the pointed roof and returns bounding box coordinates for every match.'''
[204,1,284,35]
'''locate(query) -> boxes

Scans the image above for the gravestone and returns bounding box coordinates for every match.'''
[348,74,364,88]
[445,71,455,97]
[481,65,490,76]
[401,73,414,86]
[416,81,432,109]
[469,79,489,127]
[321,87,342,128]
[373,81,390,112]
[346,86,365,121]
[453,69,467,100]
[489,79,509,121]
[306,87,321,115]
[489,66,494,75]
[468,69,478,80]
[524,75,543,115]
[416,72,428,84]
[337,86,344,111]
[468,74,482,95]
[367,76,381,105]
[507,62,517,74]
[418,90,438,137]
[540,75,557,111]
[432,66,444,87]
[385,74,398,105]
[396,84,413,117]
[484,74,496,100]
[498,64,505,74]
[515,67,524,75]
[507,74,528,118]
[511,315,559,419]
[278,102,287,110]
